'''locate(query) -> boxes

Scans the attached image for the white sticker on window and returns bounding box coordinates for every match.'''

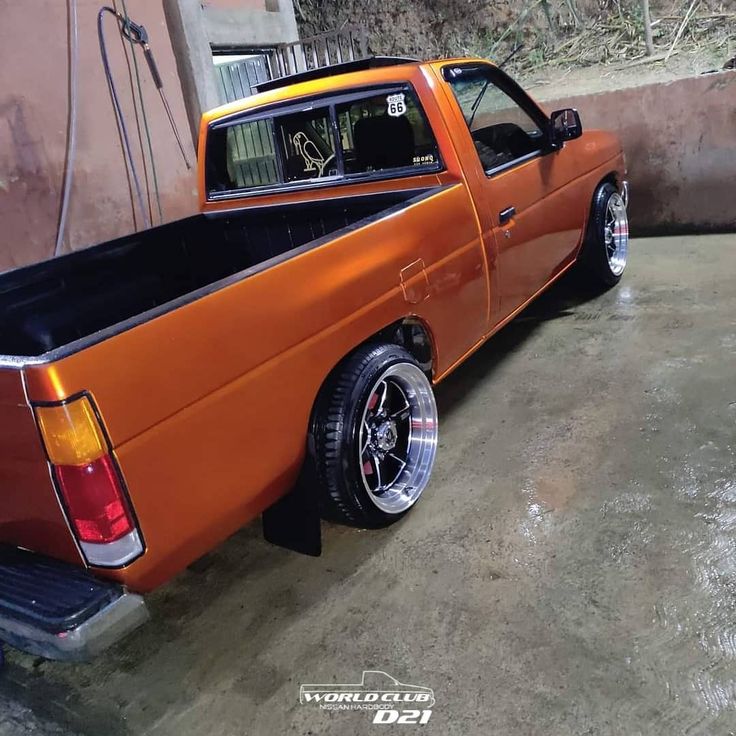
[386,93,407,117]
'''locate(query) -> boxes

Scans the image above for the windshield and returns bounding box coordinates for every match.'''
[206,86,442,198]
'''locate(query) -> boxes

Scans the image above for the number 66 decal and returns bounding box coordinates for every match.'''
[386,93,407,117]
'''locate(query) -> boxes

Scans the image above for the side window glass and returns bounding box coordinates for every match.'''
[335,91,439,175]
[275,108,337,181]
[445,67,544,173]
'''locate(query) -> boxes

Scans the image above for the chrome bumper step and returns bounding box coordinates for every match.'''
[0,546,148,661]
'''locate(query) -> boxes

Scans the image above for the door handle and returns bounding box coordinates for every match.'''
[499,206,516,225]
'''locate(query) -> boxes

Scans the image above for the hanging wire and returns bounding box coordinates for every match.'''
[118,0,163,224]
[55,0,79,257]
[98,6,150,229]
[113,0,154,225]
[111,8,192,171]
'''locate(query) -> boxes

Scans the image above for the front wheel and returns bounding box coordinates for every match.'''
[310,343,438,528]
[579,182,629,287]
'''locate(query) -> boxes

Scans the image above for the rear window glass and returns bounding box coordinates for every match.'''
[336,92,439,174]
[225,119,279,188]
[206,86,441,197]
[279,107,337,181]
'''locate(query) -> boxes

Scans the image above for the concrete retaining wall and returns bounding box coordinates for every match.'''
[539,71,736,235]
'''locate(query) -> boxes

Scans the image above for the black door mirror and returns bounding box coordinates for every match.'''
[549,108,583,147]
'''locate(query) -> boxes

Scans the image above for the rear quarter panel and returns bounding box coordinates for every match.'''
[0,368,81,563]
[24,184,486,591]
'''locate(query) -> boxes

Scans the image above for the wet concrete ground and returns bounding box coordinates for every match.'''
[2,234,736,735]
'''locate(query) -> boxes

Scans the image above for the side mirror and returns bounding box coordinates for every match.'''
[549,108,583,147]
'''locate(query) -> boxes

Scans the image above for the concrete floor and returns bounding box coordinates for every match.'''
[2,234,736,735]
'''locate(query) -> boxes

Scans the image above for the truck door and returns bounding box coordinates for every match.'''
[440,63,586,325]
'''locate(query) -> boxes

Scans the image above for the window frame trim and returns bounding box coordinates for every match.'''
[441,62,553,179]
[206,83,445,201]
[484,147,544,177]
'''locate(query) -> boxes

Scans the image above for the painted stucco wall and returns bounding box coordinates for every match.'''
[538,71,736,234]
[0,0,199,272]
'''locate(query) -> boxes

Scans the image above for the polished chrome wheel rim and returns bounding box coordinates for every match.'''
[358,363,438,514]
[604,192,629,276]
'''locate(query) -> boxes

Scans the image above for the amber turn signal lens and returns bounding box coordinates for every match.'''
[35,396,108,466]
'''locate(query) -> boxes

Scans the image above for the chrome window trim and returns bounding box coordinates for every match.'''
[483,148,544,178]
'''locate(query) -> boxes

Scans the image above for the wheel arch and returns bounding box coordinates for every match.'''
[308,315,437,436]
[577,171,621,256]
[599,170,621,190]
[591,172,622,215]
[368,316,437,379]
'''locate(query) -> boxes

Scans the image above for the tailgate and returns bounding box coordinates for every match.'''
[0,367,81,564]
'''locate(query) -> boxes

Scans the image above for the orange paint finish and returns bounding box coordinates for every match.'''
[0,369,82,565]
[6,59,625,591]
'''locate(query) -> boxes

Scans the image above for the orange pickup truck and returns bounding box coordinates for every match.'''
[0,57,629,660]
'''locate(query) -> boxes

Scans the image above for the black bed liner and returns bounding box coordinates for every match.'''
[0,188,435,360]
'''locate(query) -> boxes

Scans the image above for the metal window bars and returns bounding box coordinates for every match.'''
[266,26,370,79]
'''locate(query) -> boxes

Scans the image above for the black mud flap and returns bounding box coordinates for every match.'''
[262,464,322,557]
[0,546,147,661]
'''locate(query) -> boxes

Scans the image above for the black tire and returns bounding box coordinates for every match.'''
[310,343,438,528]
[578,182,628,288]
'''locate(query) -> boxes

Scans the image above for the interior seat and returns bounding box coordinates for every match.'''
[353,115,415,171]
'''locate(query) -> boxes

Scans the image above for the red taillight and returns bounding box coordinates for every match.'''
[34,395,143,567]
[55,455,135,544]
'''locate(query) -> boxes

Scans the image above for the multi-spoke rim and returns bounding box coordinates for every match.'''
[604,192,629,276]
[357,363,438,514]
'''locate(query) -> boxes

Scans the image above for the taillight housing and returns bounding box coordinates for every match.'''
[34,394,143,567]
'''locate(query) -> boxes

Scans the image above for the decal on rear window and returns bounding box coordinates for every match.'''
[386,93,407,117]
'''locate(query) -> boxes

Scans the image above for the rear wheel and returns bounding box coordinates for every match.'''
[579,182,629,287]
[310,343,438,527]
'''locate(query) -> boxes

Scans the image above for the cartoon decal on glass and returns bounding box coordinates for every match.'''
[292,131,334,177]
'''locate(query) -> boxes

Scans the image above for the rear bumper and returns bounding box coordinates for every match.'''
[0,593,148,661]
[0,546,149,661]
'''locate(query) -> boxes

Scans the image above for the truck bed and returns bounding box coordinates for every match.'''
[0,189,431,361]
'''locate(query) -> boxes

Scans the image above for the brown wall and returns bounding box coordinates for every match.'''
[0,0,198,272]
[540,71,736,234]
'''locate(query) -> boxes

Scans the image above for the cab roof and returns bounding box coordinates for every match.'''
[253,56,420,93]
[201,56,495,126]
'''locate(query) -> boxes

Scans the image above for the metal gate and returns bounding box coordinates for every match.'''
[268,26,369,78]
[214,55,270,104]
[212,25,370,105]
